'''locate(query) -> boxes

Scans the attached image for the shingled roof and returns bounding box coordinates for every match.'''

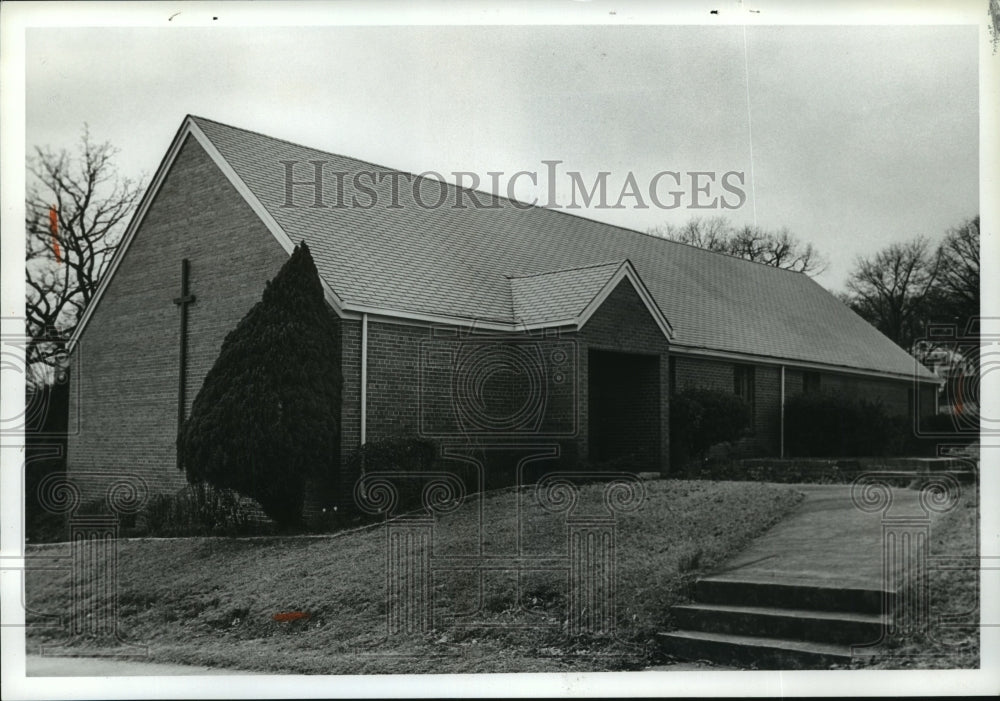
[510,261,628,327]
[77,115,937,382]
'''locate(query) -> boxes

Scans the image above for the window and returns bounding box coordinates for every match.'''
[803,371,821,395]
[734,365,756,424]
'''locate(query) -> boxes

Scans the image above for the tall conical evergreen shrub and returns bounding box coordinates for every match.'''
[177,243,341,526]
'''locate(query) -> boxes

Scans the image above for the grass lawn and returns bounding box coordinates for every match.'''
[852,481,980,670]
[25,479,802,674]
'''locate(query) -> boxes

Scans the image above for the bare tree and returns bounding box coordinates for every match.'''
[729,225,826,274]
[649,216,827,276]
[25,126,143,384]
[916,216,982,373]
[844,236,942,350]
[649,215,732,252]
[934,216,980,326]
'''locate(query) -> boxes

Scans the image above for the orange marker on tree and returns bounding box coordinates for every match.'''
[48,206,61,263]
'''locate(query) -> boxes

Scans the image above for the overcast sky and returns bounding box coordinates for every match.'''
[24,22,978,291]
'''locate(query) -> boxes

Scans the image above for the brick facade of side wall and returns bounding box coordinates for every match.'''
[338,318,363,469]
[333,278,673,504]
[782,367,937,418]
[67,135,291,503]
[671,355,779,456]
[672,358,937,457]
[334,317,580,499]
[784,367,938,434]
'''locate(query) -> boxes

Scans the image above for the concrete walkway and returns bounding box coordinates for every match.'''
[707,483,949,590]
[653,482,963,669]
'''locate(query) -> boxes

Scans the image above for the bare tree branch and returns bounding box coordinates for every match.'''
[934,216,980,323]
[648,216,828,276]
[843,236,943,350]
[25,125,144,383]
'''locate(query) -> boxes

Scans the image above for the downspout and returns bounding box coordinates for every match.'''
[779,365,786,458]
[360,312,368,446]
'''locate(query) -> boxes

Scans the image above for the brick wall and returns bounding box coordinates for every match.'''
[784,367,804,396]
[814,373,912,415]
[338,318,363,467]
[785,368,918,417]
[917,381,937,417]
[365,320,425,440]
[338,278,673,491]
[670,355,774,456]
[672,355,733,394]
[673,359,931,458]
[340,319,582,492]
[67,135,290,503]
[752,365,781,448]
[575,279,671,473]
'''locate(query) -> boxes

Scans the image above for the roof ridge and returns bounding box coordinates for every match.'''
[188,115,810,279]
[507,259,626,280]
[190,113,510,208]
[68,115,933,382]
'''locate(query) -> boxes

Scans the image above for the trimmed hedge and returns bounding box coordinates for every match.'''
[346,436,437,476]
[135,483,273,537]
[785,392,977,458]
[346,436,440,514]
[669,388,752,469]
[680,457,869,484]
[918,411,979,440]
[785,392,897,457]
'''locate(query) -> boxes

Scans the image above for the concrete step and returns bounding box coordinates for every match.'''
[695,577,894,615]
[671,602,886,646]
[657,629,855,670]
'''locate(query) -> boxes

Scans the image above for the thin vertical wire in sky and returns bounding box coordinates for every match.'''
[742,21,758,228]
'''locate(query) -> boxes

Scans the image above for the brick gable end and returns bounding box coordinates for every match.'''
[67,135,290,501]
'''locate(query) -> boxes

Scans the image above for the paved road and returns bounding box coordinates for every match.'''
[643,661,738,671]
[26,655,258,676]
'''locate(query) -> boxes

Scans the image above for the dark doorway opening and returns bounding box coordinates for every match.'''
[588,350,660,470]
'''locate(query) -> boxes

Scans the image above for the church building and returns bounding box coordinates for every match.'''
[65,116,940,503]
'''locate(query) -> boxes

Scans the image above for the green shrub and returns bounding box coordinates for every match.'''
[135,483,271,537]
[177,243,342,528]
[784,392,906,457]
[25,510,66,544]
[669,388,752,468]
[345,436,440,514]
[680,457,869,484]
[346,436,437,474]
[25,382,69,543]
[577,453,647,474]
[919,411,978,439]
[901,412,978,457]
[72,496,140,531]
